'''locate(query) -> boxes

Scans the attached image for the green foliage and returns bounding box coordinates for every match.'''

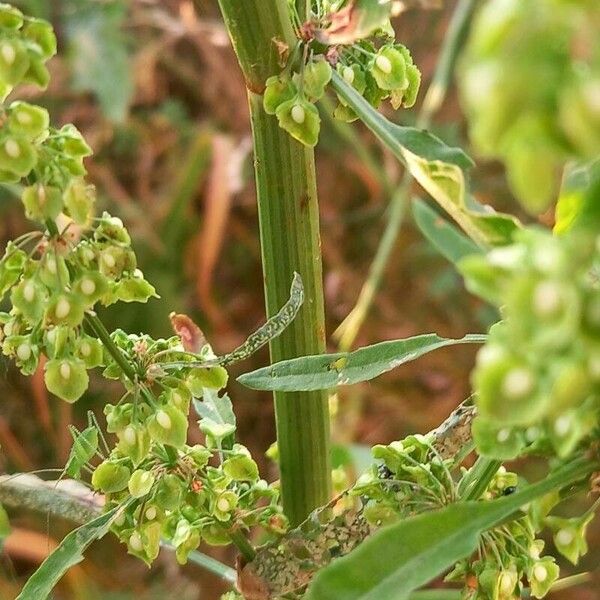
[238,333,486,391]
[460,0,600,213]
[461,225,600,460]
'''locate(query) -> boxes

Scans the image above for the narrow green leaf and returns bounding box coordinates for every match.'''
[238,333,486,391]
[331,72,520,247]
[16,504,125,600]
[413,199,481,265]
[305,459,593,600]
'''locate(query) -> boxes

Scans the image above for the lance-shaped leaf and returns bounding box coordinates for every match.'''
[331,72,520,247]
[412,199,482,265]
[316,0,393,45]
[305,458,594,600]
[16,503,127,600]
[237,333,486,391]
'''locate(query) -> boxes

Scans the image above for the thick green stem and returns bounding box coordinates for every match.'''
[458,457,502,501]
[217,0,331,525]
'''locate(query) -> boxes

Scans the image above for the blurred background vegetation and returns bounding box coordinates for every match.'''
[0,0,597,598]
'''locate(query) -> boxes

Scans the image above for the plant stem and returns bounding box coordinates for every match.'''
[85,313,137,382]
[228,528,257,563]
[333,0,478,349]
[218,0,331,526]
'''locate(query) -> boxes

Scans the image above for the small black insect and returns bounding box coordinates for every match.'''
[377,464,394,480]
[503,486,517,496]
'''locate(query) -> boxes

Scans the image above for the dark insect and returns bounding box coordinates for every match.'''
[503,486,517,496]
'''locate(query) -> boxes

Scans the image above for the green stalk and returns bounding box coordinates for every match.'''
[217,0,331,525]
[334,0,478,350]
[458,457,502,501]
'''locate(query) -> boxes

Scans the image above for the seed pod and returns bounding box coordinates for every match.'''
[44,357,89,402]
[39,253,70,290]
[187,366,229,394]
[114,276,157,304]
[91,461,130,493]
[0,134,36,178]
[275,96,321,147]
[546,513,593,565]
[21,184,62,222]
[8,101,49,139]
[212,490,238,522]
[116,423,151,466]
[22,18,57,60]
[0,4,24,29]
[75,335,104,368]
[154,473,184,510]
[63,179,95,225]
[56,124,92,158]
[94,212,131,246]
[46,293,85,327]
[147,405,188,448]
[223,454,259,482]
[263,75,297,115]
[527,557,559,598]
[10,277,46,324]
[73,271,109,307]
[294,59,332,102]
[128,469,156,498]
[471,416,526,461]
[370,46,406,91]
[0,38,30,87]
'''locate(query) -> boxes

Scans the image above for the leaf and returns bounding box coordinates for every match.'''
[237,333,486,391]
[412,199,482,265]
[16,504,126,600]
[316,0,393,45]
[305,459,593,600]
[64,0,133,122]
[331,72,520,247]
[193,388,236,447]
[64,425,99,478]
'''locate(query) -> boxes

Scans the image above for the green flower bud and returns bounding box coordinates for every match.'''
[546,513,593,565]
[370,46,406,91]
[527,557,559,599]
[128,469,156,498]
[21,184,62,222]
[91,461,130,493]
[275,96,320,147]
[294,59,332,101]
[0,134,36,177]
[10,277,46,324]
[0,4,24,29]
[8,101,49,139]
[147,405,188,448]
[263,75,297,115]
[187,366,229,394]
[46,293,85,327]
[44,357,89,402]
[63,179,95,225]
[22,18,57,60]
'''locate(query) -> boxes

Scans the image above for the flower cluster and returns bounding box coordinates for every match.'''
[351,433,456,526]
[447,468,562,600]
[264,0,421,146]
[460,228,600,460]
[0,7,157,403]
[459,0,600,213]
